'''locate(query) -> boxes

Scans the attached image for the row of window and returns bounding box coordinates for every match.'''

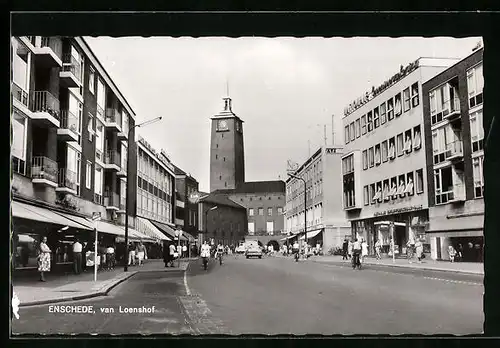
[286,159,323,196]
[248,221,276,234]
[137,187,173,224]
[240,196,283,202]
[137,176,171,202]
[286,203,323,229]
[363,169,425,206]
[248,207,284,217]
[345,82,420,145]
[361,125,422,170]
[138,149,173,194]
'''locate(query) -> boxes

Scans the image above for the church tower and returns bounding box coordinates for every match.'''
[209,97,245,192]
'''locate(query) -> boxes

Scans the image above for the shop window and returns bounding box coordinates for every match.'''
[383,179,390,201]
[397,174,406,197]
[350,122,355,142]
[395,92,402,116]
[361,115,367,135]
[390,177,398,199]
[413,125,422,150]
[373,182,382,203]
[397,133,404,157]
[355,119,361,138]
[388,137,396,160]
[367,111,373,132]
[363,185,369,206]
[434,167,454,205]
[411,82,419,108]
[467,63,483,109]
[473,156,485,198]
[375,144,381,165]
[369,183,376,205]
[403,88,411,112]
[380,102,387,125]
[405,172,415,196]
[345,125,350,145]
[374,107,380,129]
[387,98,394,120]
[404,129,413,154]
[416,169,424,194]
[470,110,484,153]
[362,150,368,170]
[381,141,388,163]
[368,147,374,168]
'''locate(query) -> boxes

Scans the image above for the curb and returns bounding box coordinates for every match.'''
[311,259,484,275]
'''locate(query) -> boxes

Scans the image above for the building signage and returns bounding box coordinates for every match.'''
[325,148,338,154]
[374,205,423,217]
[344,59,420,117]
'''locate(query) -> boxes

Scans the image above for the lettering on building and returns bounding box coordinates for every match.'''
[344,59,420,117]
[325,148,338,154]
[374,205,423,217]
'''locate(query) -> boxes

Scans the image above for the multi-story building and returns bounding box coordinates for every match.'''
[173,165,200,237]
[11,36,152,271]
[422,47,484,262]
[285,146,350,253]
[341,57,459,256]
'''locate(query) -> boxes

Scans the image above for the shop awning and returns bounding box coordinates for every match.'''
[11,201,92,230]
[149,220,188,241]
[136,217,171,241]
[280,234,298,241]
[426,229,483,238]
[299,228,323,240]
[94,220,154,242]
[373,221,406,227]
[182,231,196,242]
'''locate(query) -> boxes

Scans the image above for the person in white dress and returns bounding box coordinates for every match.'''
[361,239,369,264]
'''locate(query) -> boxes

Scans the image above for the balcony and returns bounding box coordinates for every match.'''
[31,156,58,187]
[57,110,79,142]
[104,150,121,171]
[12,82,30,112]
[33,37,63,68]
[31,91,60,127]
[117,124,129,140]
[443,97,461,123]
[117,157,127,177]
[104,192,120,211]
[117,196,126,214]
[435,183,466,205]
[56,168,77,194]
[445,140,464,163]
[105,109,122,132]
[59,54,82,88]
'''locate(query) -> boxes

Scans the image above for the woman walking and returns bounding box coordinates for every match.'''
[38,236,51,282]
[415,239,423,263]
[375,239,382,260]
[361,238,369,264]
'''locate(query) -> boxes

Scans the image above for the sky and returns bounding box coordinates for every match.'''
[85,36,482,192]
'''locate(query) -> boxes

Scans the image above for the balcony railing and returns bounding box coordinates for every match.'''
[31,156,58,183]
[105,150,121,167]
[32,91,60,120]
[104,191,120,207]
[60,110,79,134]
[435,183,466,205]
[62,53,82,82]
[12,82,29,107]
[105,108,122,125]
[58,168,77,191]
[445,140,463,159]
[40,37,63,60]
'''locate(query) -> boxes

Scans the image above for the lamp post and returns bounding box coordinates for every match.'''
[205,206,218,245]
[288,173,307,260]
[175,227,183,268]
[124,116,162,272]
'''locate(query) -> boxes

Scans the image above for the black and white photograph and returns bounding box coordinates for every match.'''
[9,14,492,336]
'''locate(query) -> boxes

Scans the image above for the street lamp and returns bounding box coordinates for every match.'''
[288,173,307,260]
[124,116,162,272]
[205,206,218,245]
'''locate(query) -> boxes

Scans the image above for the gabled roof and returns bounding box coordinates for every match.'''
[199,192,246,209]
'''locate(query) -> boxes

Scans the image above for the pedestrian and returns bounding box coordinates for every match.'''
[448,245,456,262]
[128,243,136,266]
[375,239,381,260]
[72,238,83,274]
[415,239,423,263]
[348,239,353,259]
[169,243,176,267]
[342,239,349,260]
[182,244,188,258]
[361,238,368,264]
[457,243,463,262]
[177,243,182,259]
[136,241,146,266]
[37,236,51,282]
[106,244,115,270]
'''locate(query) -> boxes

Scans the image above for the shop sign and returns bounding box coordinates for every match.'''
[374,205,423,217]
[325,148,339,154]
[344,59,420,117]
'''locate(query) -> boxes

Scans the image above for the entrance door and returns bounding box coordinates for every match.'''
[395,226,405,254]
[436,237,442,260]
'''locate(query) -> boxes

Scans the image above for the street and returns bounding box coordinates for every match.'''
[12,256,483,335]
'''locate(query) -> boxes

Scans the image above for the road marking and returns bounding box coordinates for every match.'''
[423,277,482,286]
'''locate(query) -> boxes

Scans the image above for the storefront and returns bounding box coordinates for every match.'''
[351,208,430,257]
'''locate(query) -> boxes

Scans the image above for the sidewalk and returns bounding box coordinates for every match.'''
[13,259,192,307]
[270,253,484,275]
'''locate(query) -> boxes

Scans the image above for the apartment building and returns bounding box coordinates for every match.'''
[285,146,350,253]
[341,57,459,256]
[173,165,200,237]
[422,47,484,262]
[11,36,153,271]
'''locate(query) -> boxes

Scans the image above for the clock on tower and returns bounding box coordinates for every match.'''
[217,119,228,131]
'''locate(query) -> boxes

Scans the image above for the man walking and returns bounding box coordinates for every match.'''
[73,238,83,274]
[342,238,349,260]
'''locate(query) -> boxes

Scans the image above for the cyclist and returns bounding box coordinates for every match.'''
[200,241,211,270]
[292,241,300,262]
[216,243,225,265]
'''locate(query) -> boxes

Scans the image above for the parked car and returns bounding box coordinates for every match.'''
[235,245,246,254]
[245,246,263,259]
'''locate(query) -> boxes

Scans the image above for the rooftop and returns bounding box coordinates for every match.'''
[213,180,286,195]
[199,192,247,209]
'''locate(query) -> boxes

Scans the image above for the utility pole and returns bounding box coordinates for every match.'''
[331,114,335,146]
[323,124,327,147]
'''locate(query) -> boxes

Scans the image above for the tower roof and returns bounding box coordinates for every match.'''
[211,97,243,121]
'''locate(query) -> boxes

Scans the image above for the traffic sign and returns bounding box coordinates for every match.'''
[188,192,201,204]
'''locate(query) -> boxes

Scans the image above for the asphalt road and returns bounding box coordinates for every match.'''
[11,255,483,335]
[186,254,484,335]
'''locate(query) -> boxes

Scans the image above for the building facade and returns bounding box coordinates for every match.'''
[422,47,484,262]
[11,36,150,271]
[285,146,350,253]
[173,165,200,236]
[341,57,459,256]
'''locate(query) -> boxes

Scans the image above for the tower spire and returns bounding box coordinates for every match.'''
[226,79,230,98]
